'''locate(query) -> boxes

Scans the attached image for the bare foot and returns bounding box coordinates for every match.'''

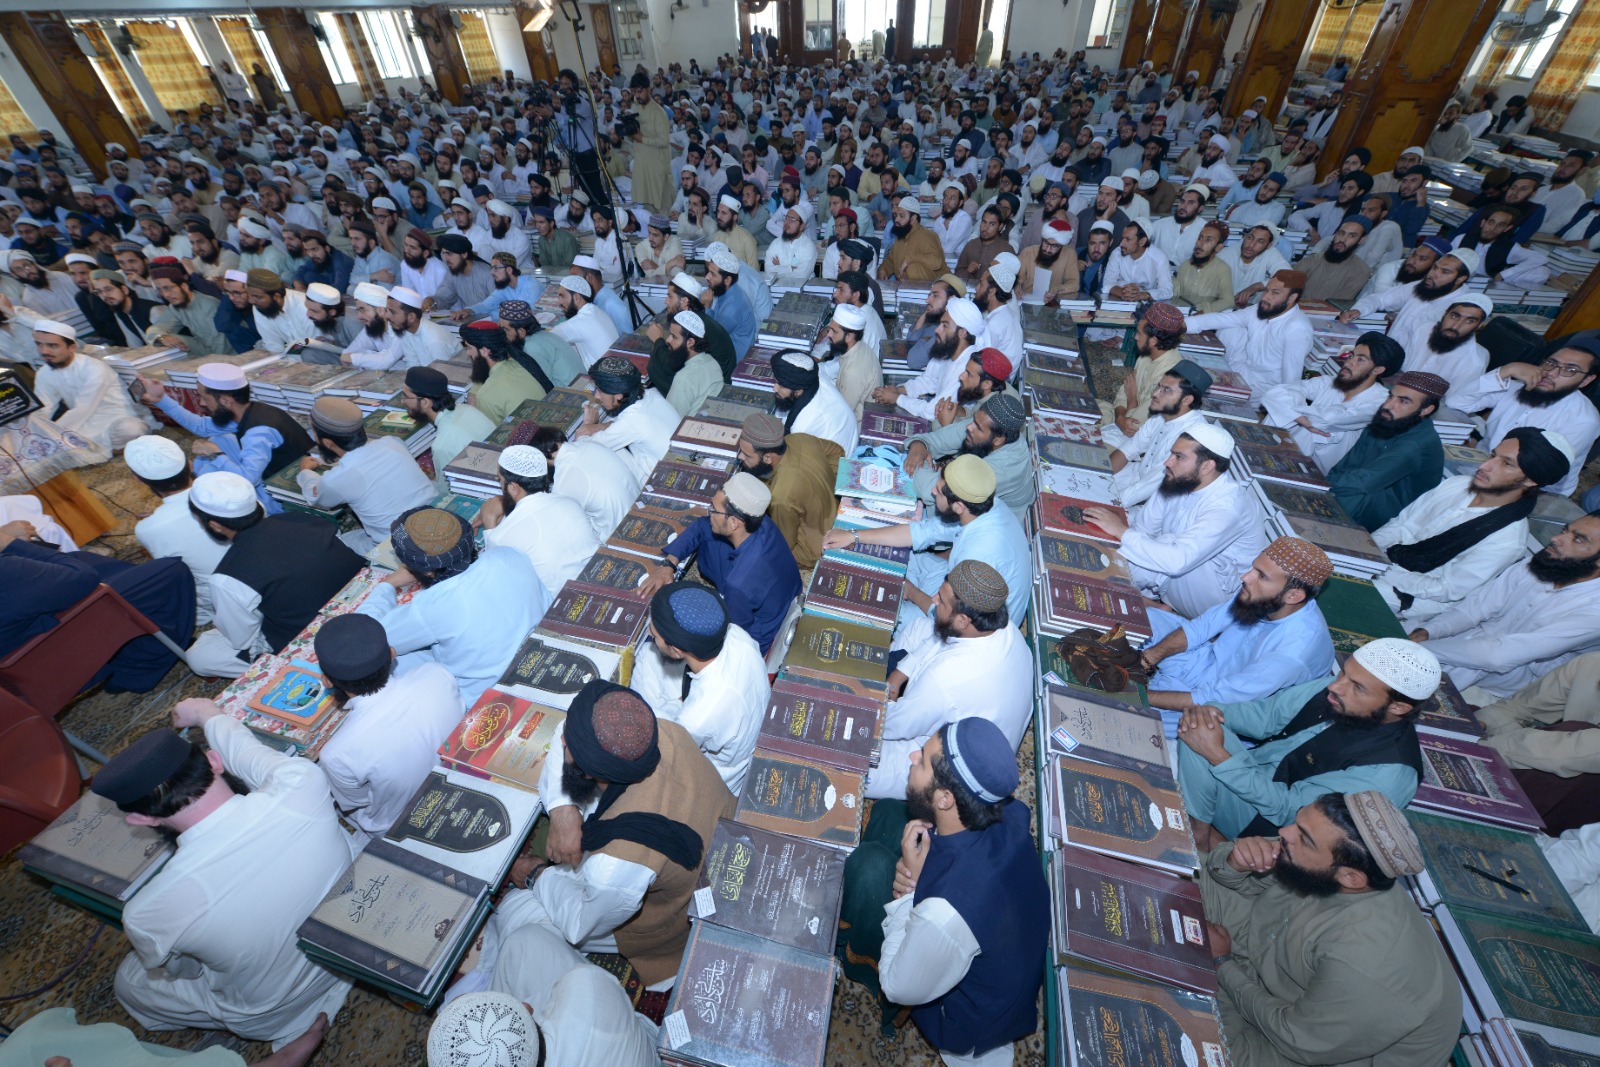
[255,1013,329,1067]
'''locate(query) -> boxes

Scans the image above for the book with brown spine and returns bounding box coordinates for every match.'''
[734,750,864,850]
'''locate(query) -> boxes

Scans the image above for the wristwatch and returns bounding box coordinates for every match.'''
[1212,952,1234,966]
[522,862,547,891]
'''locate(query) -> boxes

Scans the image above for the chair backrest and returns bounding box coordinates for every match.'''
[0,686,83,844]
[0,584,158,716]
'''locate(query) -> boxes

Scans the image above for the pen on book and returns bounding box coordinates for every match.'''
[1463,863,1530,896]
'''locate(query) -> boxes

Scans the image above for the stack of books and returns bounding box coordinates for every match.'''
[756,292,832,348]
[669,415,744,459]
[730,350,775,391]
[18,793,175,922]
[363,408,437,458]
[247,361,357,416]
[100,343,186,385]
[425,356,474,396]
[802,556,903,629]
[834,444,918,510]
[483,394,589,444]
[536,578,650,650]
[441,442,507,498]
[858,402,929,446]
[605,496,701,558]
[1024,369,1100,424]
[1412,732,1544,832]
[642,458,730,507]
[1256,480,1388,578]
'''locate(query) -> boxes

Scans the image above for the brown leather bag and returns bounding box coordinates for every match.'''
[1055,625,1148,694]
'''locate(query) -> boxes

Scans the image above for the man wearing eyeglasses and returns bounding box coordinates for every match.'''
[1448,338,1600,499]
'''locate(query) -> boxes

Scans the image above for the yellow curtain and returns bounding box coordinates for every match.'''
[0,78,34,142]
[1303,3,1383,75]
[335,13,382,99]
[456,12,502,86]
[79,22,154,131]
[1474,0,1536,93]
[214,17,271,93]
[123,21,219,116]
[1527,0,1600,130]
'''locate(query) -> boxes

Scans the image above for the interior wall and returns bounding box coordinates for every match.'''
[484,10,533,80]
[637,0,740,71]
[1483,75,1600,141]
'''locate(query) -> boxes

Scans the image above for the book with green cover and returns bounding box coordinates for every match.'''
[1408,810,1585,930]
[1317,574,1406,654]
[784,615,891,684]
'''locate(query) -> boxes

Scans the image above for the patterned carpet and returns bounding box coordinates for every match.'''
[0,442,1048,1066]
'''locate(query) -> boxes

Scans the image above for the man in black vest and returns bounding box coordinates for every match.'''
[182,471,363,677]
[1176,638,1442,850]
[137,362,314,514]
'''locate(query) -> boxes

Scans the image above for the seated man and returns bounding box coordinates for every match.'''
[399,365,496,496]
[0,517,194,694]
[1414,512,1600,704]
[462,319,549,425]
[295,397,434,554]
[125,435,226,628]
[904,392,1035,522]
[97,707,354,1049]
[311,612,464,848]
[1178,638,1440,846]
[1108,360,1209,509]
[1182,270,1314,401]
[868,561,1033,800]
[732,413,842,572]
[478,444,599,594]
[771,350,859,456]
[1138,538,1339,718]
[1261,333,1401,475]
[1373,428,1570,626]
[574,355,680,483]
[1087,423,1266,619]
[640,472,802,657]
[31,318,155,452]
[184,472,363,679]
[526,426,641,543]
[838,718,1049,1067]
[621,581,769,793]
[1477,652,1600,835]
[1540,822,1600,933]
[1328,370,1446,531]
[1199,792,1461,1066]
[485,680,735,987]
[358,505,549,706]
[1098,301,1186,450]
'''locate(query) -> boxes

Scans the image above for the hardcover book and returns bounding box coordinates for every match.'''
[1037,437,1113,471]
[572,548,653,601]
[1055,757,1197,874]
[497,632,622,707]
[1043,683,1169,776]
[1062,968,1228,1067]
[1317,575,1407,654]
[1407,810,1585,930]
[1041,571,1153,640]
[1238,445,1330,489]
[758,680,882,773]
[1037,465,1117,504]
[442,442,507,484]
[1029,385,1101,417]
[1036,493,1125,544]
[671,417,744,456]
[803,558,904,629]
[1260,481,1361,526]
[859,403,931,445]
[691,819,846,956]
[1413,733,1545,831]
[1037,532,1135,587]
[1221,420,1300,453]
[1280,514,1387,564]
[607,510,692,557]
[775,665,891,707]
[245,659,336,728]
[835,446,918,505]
[17,792,173,905]
[784,616,892,684]
[437,689,566,791]
[384,767,541,885]
[734,751,864,850]
[644,461,729,507]
[537,582,651,648]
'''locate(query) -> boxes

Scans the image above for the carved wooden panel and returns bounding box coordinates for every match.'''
[1222,0,1321,117]
[0,12,136,176]
[590,2,619,75]
[1119,0,1159,68]
[1145,0,1189,72]
[1175,5,1234,87]
[259,8,346,123]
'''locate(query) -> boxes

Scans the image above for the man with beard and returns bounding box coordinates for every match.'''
[1172,219,1234,312]
[1533,150,1593,236]
[574,355,679,482]
[701,248,756,366]
[1088,423,1267,619]
[878,194,946,282]
[897,272,962,370]
[1359,233,1446,300]
[1103,217,1173,302]
[137,212,193,261]
[930,183,974,258]
[530,207,578,275]
[1186,134,1236,196]
[765,202,818,286]
[213,269,261,354]
[1214,158,1270,213]
[498,299,583,392]
[1415,512,1600,702]
[84,268,159,348]
[1288,171,1373,246]
[1221,224,1290,309]
[875,295,984,420]
[337,282,404,371]
[1197,790,1460,1063]
[299,283,358,355]
[148,262,233,358]
[1446,339,1600,498]
[381,285,456,369]
[180,223,237,286]
[399,365,494,496]
[1151,184,1208,264]
[1185,270,1313,401]
[769,349,859,455]
[1298,217,1373,302]
[1109,352,1213,510]
[1452,204,1552,288]
[427,232,493,315]
[1076,220,1116,299]
[1425,100,1472,163]
[29,318,154,452]
[3,249,78,316]
[973,253,1023,369]
[342,221,396,291]
[707,193,756,271]
[839,716,1050,1067]
[550,275,619,369]
[1016,218,1081,305]
[462,319,548,424]
[1137,537,1340,724]
[1068,135,1110,186]
[820,302,881,418]
[1374,427,1571,627]
[475,444,597,594]
[294,396,433,554]
[866,565,1034,800]
[585,203,626,288]
[1393,293,1493,400]
[234,267,314,356]
[1329,371,1448,531]
[953,204,1013,283]
[656,309,723,418]
[233,217,289,285]
[906,390,1034,521]
[1221,170,1287,230]
[1263,332,1403,474]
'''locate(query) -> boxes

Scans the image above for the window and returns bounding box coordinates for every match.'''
[984,0,1013,64]
[803,0,834,51]
[315,12,358,85]
[360,10,417,79]
[910,0,943,49]
[836,0,894,54]
[1509,0,1579,79]
[1089,0,1131,49]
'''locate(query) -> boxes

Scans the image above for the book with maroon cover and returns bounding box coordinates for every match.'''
[1036,492,1124,544]
[643,460,729,507]
[775,665,891,707]
[1041,571,1152,641]
[669,416,744,458]
[734,750,863,850]
[1415,673,1486,741]
[1413,732,1544,831]
[803,558,903,629]
[1238,445,1332,489]
[1037,531,1135,589]
[535,582,650,648]
[859,403,930,445]
[572,548,652,602]
[437,689,565,790]
[758,679,882,773]
[1062,968,1227,1067]
[1053,845,1217,994]
[1029,383,1101,419]
[1055,756,1197,874]
[1221,420,1302,454]
[691,818,846,955]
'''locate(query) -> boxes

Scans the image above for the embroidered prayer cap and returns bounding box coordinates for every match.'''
[591,355,641,395]
[1352,637,1441,702]
[1388,370,1449,400]
[190,471,258,519]
[497,299,536,326]
[708,247,741,274]
[124,435,186,480]
[499,444,548,479]
[648,212,670,232]
[460,320,506,348]
[1262,536,1334,589]
[404,365,451,401]
[945,297,985,338]
[1168,358,1213,393]
[771,350,819,389]
[388,286,425,309]
[832,303,867,331]
[947,559,1008,614]
[244,267,283,293]
[197,363,248,391]
[719,193,742,213]
[723,471,771,515]
[1138,169,1160,191]
[942,454,996,505]
[982,393,1026,441]
[1504,427,1571,487]
[1445,246,1480,273]
[987,251,1020,292]
[651,580,729,659]
[30,319,76,340]
[564,679,660,783]
[1143,301,1186,336]
[313,612,391,681]
[974,347,1012,381]
[90,269,126,286]
[352,282,389,308]
[91,728,198,808]
[427,991,539,1067]
[148,263,186,284]
[305,282,341,307]
[673,309,706,338]
[938,717,1016,803]
[310,397,364,436]
[1342,790,1426,878]
[558,275,593,300]
[1183,421,1235,459]
[671,271,705,298]
[390,505,474,576]
[741,411,787,451]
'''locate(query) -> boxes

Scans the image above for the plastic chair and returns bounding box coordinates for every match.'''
[0,583,190,764]
[0,686,84,855]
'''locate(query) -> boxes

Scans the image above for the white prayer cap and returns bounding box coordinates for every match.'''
[708,246,741,274]
[945,297,984,337]
[343,149,361,160]
[1208,134,1230,150]
[571,188,590,205]
[680,162,698,173]
[105,142,125,152]
[190,472,258,519]
[1543,429,1578,468]
[238,218,272,240]
[1445,246,1480,273]
[352,282,389,308]
[428,992,539,1067]
[1090,220,1116,235]
[1126,216,1153,240]
[1352,638,1441,701]
[224,269,249,284]
[2,250,34,273]
[1182,182,1211,200]
[572,255,601,271]
[305,282,341,306]
[30,320,76,340]
[125,435,187,480]
[1184,421,1234,458]
[987,252,1020,292]
[559,275,592,298]
[673,309,706,338]
[450,197,475,211]
[1098,178,1122,192]
[486,198,514,218]
[722,471,771,516]
[1138,169,1160,190]
[1401,145,1427,158]
[438,179,459,191]
[70,183,92,195]
[1449,293,1495,316]
[64,253,98,267]
[398,151,420,167]
[387,285,424,309]
[198,363,248,390]
[499,444,548,479]
[370,196,398,212]
[787,201,814,223]
[1241,109,1258,120]
[1090,136,1108,147]
[832,303,867,330]
[777,351,816,374]
[671,271,704,297]
[719,194,742,213]
[1120,167,1141,180]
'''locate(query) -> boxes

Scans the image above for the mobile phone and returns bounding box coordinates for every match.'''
[127,378,148,404]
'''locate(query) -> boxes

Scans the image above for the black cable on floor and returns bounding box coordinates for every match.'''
[0,924,105,1004]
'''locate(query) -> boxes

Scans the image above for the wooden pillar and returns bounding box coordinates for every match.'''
[1173,4,1234,88]
[1320,0,1502,172]
[1551,267,1600,336]
[1222,0,1322,118]
[1118,0,1158,70]
[1144,0,1188,73]
[512,3,561,82]
[779,0,805,63]
[738,2,754,58]
[255,8,345,124]
[0,12,137,178]
[411,6,472,103]
[952,0,983,65]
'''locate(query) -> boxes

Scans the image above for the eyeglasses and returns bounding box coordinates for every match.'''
[1542,357,1589,378]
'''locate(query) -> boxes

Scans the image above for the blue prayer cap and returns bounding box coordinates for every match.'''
[939,718,1016,804]
[1267,171,1288,186]
[1421,235,1453,257]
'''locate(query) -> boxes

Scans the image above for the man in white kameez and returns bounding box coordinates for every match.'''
[339,282,406,370]
[1261,332,1401,474]
[1339,249,1475,370]
[871,297,983,420]
[1110,361,1211,509]
[1218,223,1288,308]
[765,202,819,286]
[1394,295,1493,403]
[550,275,620,370]
[574,355,680,483]
[477,445,599,594]
[30,319,154,452]
[1101,216,1173,302]
[294,397,435,554]
[242,269,317,356]
[385,286,461,369]
[1183,269,1314,402]
[125,436,227,626]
